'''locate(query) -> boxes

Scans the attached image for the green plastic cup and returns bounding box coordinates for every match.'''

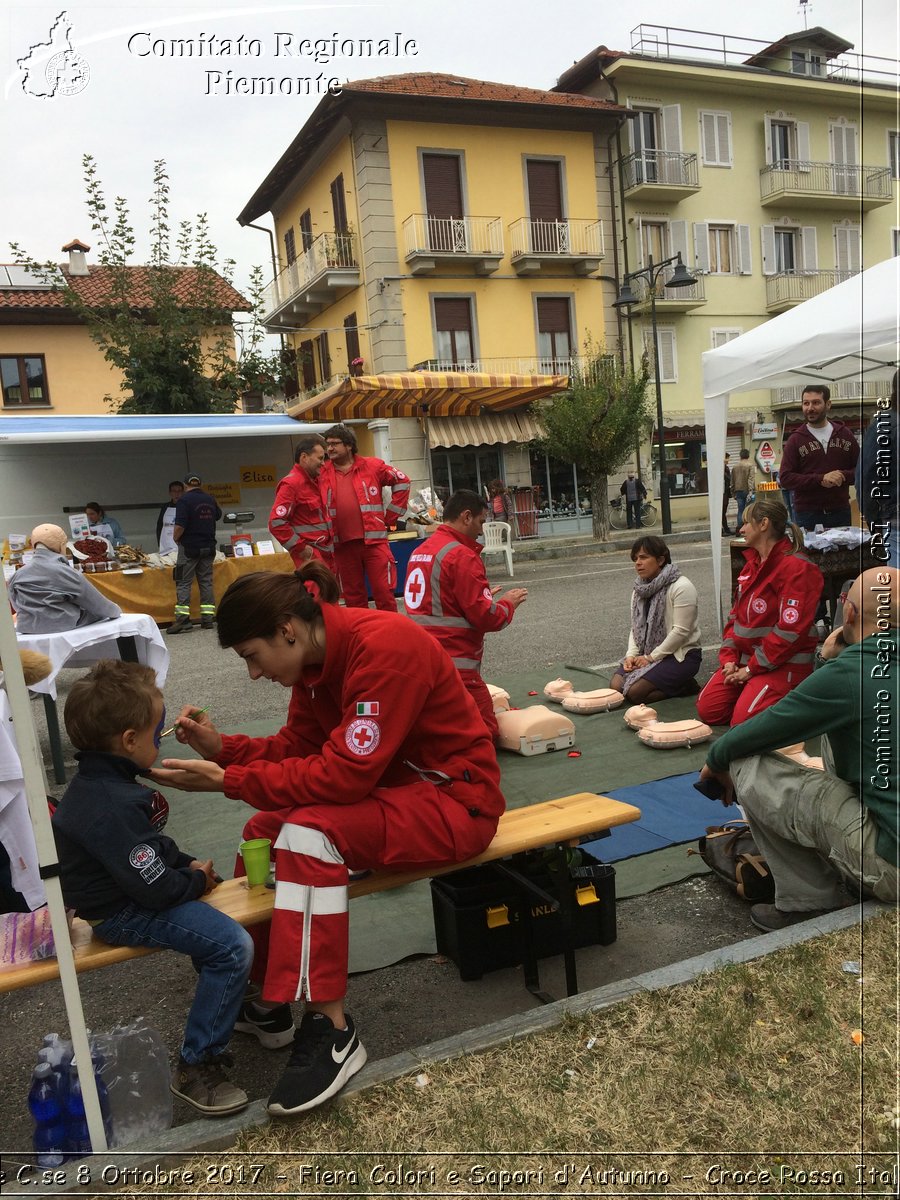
[239,838,272,887]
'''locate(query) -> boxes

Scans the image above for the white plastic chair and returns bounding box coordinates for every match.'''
[482,521,515,577]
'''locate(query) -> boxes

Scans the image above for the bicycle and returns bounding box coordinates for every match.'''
[608,496,658,530]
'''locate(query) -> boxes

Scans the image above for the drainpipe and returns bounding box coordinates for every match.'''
[244,219,289,393]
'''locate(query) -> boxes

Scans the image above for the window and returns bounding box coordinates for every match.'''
[711,328,742,348]
[834,224,861,276]
[283,227,296,266]
[535,297,573,372]
[765,115,810,170]
[699,111,732,167]
[640,220,668,265]
[431,447,501,505]
[761,224,817,275]
[315,333,330,383]
[433,297,475,367]
[529,450,588,521]
[791,49,824,76]
[707,225,734,273]
[299,340,316,390]
[629,105,684,184]
[694,222,751,274]
[774,228,797,272]
[344,312,362,376]
[770,121,793,167]
[889,132,900,181]
[1,355,49,407]
[892,229,900,257]
[422,152,466,252]
[642,327,677,383]
[299,209,313,252]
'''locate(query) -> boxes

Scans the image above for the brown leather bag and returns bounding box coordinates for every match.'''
[693,821,775,903]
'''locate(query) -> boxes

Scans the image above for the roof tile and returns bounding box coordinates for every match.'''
[342,71,621,111]
[0,264,249,312]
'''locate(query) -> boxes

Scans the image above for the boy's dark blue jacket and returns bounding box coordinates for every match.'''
[52,751,206,920]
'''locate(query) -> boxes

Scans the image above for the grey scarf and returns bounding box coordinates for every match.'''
[625,563,681,686]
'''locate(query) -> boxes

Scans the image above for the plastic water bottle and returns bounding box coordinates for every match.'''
[66,1060,113,1155]
[28,1063,66,1167]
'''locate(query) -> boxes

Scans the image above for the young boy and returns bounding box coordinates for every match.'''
[51,660,254,1116]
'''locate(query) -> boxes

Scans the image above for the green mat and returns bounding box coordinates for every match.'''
[158,674,716,973]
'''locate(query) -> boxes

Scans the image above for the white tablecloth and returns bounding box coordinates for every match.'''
[16,613,170,700]
[0,691,44,910]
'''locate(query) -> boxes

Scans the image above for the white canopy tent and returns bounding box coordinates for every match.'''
[702,256,899,628]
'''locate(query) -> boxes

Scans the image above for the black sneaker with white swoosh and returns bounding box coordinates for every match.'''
[266,1011,367,1116]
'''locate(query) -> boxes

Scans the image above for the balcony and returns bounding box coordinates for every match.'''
[403,214,504,275]
[772,378,891,409]
[508,218,604,276]
[760,161,892,210]
[412,356,581,377]
[262,231,360,327]
[619,151,700,201]
[631,273,706,312]
[765,269,857,313]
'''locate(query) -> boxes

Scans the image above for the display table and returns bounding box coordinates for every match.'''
[0,691,44,910]
[85,553,294,625]
[729,534,881,618]
[16,614,169,783]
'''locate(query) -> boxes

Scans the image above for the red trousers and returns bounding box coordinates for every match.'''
[459,668,499,741]
[696,662,813,727]
[333,540,397,610]
[237,783,498,1003]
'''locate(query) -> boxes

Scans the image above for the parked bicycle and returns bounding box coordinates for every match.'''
[608,495,658,530]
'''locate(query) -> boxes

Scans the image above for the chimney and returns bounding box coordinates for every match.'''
[61,239,90,276]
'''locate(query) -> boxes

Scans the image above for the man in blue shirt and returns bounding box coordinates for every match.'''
[700,566,898,932]
[168,474,221,634]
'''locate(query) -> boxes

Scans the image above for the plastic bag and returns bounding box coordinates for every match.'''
[405,487,443,524]
[0,908,58,963]
[88,1022,173,1148]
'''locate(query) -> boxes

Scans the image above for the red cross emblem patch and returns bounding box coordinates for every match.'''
[404,567,426,611]
[345,717,381,756]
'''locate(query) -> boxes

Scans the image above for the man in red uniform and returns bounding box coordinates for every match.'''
[403,489,527,737]
[779,384,860,531]
[268,434,333,569]
[319,424,410,610]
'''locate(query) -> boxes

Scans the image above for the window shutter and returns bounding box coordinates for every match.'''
[299,209,313,251]
[344,313,361,374]
[693,223,711,273]
[737,225,752,274]
[764,115,774,163]
[660,105,682,152]
[761,225,777,276]
[283,228,296,266]
[434,297,473,333]
[800,226,818,271]
[330,175,349,232]
[796,122,811,169]
[644,327,676,382]
[299,340,316,390]
[669,219,688,264]
[700,113,717,165]
[711,328,742,348]
[718,113,732,165]
[422,154,464,217]
[834,225,861,274]
[526,160,564,221]
[536,297,572,334]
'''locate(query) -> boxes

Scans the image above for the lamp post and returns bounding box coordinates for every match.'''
[614,253,697,535]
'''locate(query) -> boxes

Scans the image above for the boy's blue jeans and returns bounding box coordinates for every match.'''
[92,900,253,1064]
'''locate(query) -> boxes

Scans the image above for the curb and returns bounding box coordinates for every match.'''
[19,901,882,1195]
[505,527,717,563]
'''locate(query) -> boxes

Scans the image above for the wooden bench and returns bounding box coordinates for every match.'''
[0,792,640,997]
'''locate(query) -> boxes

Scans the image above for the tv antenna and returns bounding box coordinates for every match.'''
[798,0,812,29]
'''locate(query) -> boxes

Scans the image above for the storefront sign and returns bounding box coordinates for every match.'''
[752,422,778,440]
[206,482,242,506]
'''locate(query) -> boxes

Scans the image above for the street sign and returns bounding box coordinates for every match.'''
[755,441,776,474]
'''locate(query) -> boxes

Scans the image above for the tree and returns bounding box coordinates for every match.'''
[533,347,652,541]
[10,155,248,414]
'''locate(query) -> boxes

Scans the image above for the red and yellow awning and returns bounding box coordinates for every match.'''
[286,371,568,422]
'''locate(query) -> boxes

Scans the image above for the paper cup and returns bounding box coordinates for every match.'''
[239,838,272,887]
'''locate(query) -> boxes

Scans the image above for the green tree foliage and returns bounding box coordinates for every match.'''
[10,156,246,414]
[534,348,652,540]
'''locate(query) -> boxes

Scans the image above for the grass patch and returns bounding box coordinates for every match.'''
[118,911,898,1197]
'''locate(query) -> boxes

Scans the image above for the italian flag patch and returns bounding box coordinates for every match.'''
[356,701,380,716]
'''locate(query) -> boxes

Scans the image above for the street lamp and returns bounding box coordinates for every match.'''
[613,253,697,535]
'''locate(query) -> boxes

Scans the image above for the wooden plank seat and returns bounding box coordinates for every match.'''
[0,792,640,995]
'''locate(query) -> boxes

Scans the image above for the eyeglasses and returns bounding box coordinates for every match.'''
[325,440,345,448]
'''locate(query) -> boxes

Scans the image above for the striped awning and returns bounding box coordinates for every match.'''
[286,371,568,422]
[426,412,544,450]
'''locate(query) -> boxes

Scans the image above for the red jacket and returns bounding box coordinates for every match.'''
[721,540,822,676]
[319,454,410,546]
[778,419,859,514]
[403,524,515,669]
[268,465,333,568]
[215,603,504,819]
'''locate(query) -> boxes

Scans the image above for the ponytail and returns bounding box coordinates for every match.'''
[216,559,340,647]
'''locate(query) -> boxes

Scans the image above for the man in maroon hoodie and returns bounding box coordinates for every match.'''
[778,385,859,531]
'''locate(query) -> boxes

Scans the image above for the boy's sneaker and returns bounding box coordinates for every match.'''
[234,999,295,1049]
[170,1055,248,1116]
[267,1011,367,1116]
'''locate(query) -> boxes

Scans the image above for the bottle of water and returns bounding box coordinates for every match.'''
[28,1063,66,1167]
[65,1060,112,1155]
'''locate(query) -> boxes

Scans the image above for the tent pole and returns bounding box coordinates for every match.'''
[421,406,436,503]
[0,579,108,1154]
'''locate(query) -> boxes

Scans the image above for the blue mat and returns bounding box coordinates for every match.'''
[583,772,721,862]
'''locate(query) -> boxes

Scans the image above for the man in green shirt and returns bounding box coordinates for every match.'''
[700,566,898,932]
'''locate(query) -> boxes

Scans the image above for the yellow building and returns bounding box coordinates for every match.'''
[0,241,248,417]
[556,24,898,517]
[239,72,630,532]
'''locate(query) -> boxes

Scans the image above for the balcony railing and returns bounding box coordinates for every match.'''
[508,219,604,274]
[412,356,581,377]
[759,161,892,207]
[765,269,857,311]
[619,150,700,192]
[631,273,706,308]
[773,379,891,408]
[262,231,359,324]
[403,214,503,259]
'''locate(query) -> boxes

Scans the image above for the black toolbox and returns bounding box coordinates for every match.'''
[430,850,616,982]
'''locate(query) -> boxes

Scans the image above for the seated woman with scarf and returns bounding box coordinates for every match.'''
[610,535,703,704]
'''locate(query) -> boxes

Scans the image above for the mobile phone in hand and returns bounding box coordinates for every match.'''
[693,777,725,802]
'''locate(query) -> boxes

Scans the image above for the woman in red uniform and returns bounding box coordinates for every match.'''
[150,562,503,1118]
[697,496,822,727]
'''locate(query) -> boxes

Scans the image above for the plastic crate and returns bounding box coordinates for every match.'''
[430,852,616,981]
